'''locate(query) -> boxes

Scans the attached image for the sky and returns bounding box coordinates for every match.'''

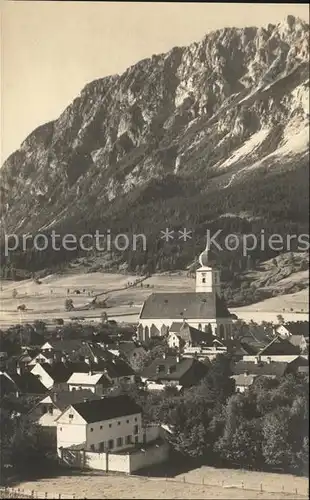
[1,1,309,163]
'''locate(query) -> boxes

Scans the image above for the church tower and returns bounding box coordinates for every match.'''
[195,243,221,296]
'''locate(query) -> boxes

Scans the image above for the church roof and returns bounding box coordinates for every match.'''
[140,293,231,320]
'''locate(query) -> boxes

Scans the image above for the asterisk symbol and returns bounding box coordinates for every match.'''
[178,228,192,241]
[160,228,175,242]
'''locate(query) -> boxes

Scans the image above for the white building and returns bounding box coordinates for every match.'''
[67,372,111,395]
[138,244,233,341]
[56,395,143,453]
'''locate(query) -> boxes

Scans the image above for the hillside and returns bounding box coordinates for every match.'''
[0,15,309,302]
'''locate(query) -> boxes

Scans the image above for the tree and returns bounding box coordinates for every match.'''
[64,298,74,311]
[100,311,108,323]
[33,320,47,335]
[216,417,263,468]
[262,408,294,470]
[277,314,285,325]
[198,354,235,403]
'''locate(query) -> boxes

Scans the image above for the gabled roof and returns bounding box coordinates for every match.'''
[32,355,134,382]
[5,371,47,395]
[140,293,231,320]
[39,390,101,411]
[232,360,289,378]
[239,329,275,355]
[36,362,75,383]
[70,395,142,424]
[0,373,17,398]
[140,355,208,382]
[176,322,223,347]
[41,339,84,353]
[67,372,111,387]
[281,322,309,337]
[258,336,300,356]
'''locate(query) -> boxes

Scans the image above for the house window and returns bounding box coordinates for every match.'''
[116,437,123,447]
[202,278,206,283]
[117,421,121,426]
[108,439,114,450]
[126,420,129,424]
[134,425,139,434]
[135,435,139,444]
[48,407,53,415]
[59,427,62,431]
[109,423,112,428]
[42,406,47,414]
[126,435,132,445]
[69,414,74,419]
[100,425,103,430]
[90,427,94,432]
[99,442,105,452]
[134,417,137,422]
[90,444,95,451]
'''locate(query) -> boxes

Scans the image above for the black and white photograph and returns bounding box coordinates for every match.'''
[0,1,309,498]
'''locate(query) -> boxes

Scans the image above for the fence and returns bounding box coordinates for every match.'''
[0,488,74,499]
[125,471,309,498]
[1,472,308,499]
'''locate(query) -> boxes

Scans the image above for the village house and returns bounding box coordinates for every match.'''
[241,335,303,363]
[27,389,101,441]
[231,356,308,392]
[67,372,112,395]
[107,341,148,371]
[56,395,143,453]
[275,321,309,353]
[0,370,47,399]
[138,244,234,342]
[56,395,169,473]
[30,352,135,391]
[30,361,77,390]
[167,321,227,360]
[140,354,209,391]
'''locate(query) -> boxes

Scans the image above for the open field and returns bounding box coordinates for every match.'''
[0,271,308,329]
[13,466,309,499]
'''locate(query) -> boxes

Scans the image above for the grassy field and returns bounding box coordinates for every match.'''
[0,271,308,329]
[13,466,309,499]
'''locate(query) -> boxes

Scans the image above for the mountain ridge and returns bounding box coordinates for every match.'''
[0,15,309,291]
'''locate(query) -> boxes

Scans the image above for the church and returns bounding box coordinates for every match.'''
[137,244,234,342]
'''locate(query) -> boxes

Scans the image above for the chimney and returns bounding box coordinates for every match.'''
[163,352,167,359]
[176,354,181,363]
[266,357,271,364]
[254,355,260,365]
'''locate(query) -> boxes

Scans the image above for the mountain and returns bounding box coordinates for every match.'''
[1,15,309,295]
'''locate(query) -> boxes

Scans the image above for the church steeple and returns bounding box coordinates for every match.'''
[196,240,221,295]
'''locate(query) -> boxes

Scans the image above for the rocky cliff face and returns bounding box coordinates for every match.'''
[1,16,309,262]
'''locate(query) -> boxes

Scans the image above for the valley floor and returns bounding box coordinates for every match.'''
[0,271,308,329]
